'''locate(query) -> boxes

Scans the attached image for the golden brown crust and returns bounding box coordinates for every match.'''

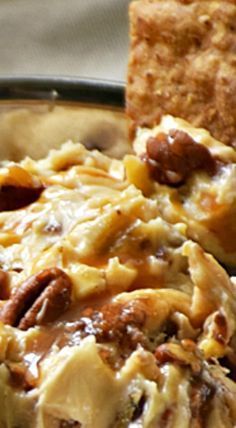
[127,0,236,145]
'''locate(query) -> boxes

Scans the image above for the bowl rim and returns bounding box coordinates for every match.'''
[0,76,125,107]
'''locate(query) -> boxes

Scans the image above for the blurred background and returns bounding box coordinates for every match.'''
[0,0,130,81]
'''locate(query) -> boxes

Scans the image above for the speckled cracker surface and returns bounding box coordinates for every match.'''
[127,0,236,145]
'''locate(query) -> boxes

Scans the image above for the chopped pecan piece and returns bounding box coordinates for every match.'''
[190,379,215,427]
[145,129,216,186]
[212,311,229,345]
[0,267,72,330]
[155,342,201,373]
[65,299,149,368]
[7,361,37,391]
[0,269,10,300]
[75,299,147,348]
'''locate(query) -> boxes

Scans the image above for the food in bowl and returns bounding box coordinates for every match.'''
[0,142,236,427]
[0,0,236,426]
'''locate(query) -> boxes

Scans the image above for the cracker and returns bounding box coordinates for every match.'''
[127,0,236,145]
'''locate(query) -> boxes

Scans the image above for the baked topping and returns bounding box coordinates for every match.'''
[0,267,72,330]
[145,129,216,186]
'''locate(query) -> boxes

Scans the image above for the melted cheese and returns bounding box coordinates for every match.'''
[0,139,235,427]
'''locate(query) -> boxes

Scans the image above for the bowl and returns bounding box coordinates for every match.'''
[0,76,129,162]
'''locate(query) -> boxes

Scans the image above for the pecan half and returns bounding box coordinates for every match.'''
[0,267,72,330]
[145,129,216,186]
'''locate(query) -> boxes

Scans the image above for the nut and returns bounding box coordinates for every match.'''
[0,165,45,212]
[0,184,44,212]
[190,379,215,427]
[0,267,72,330]
[76,299,147,347]
[145,129,216,186]
[0,269,10,300]
[7,361,37,391]
[212,311,229,345]
[155,342,201,373]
